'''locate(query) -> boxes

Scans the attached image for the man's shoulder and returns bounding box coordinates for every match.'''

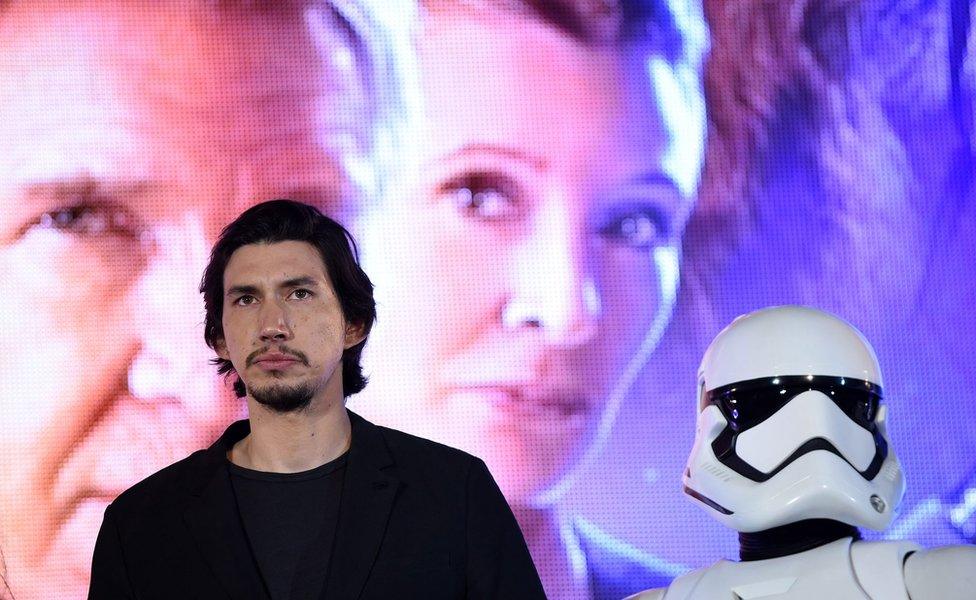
[109,447,215,516]
[110,419,246,516]
[368,418,479,473]
[574,518,687,600]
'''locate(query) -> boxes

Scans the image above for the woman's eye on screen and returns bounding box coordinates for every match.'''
[599,207,669,251]
[439,172,519,220]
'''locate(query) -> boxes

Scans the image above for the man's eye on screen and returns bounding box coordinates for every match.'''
[440,172,519,220]
[598,207,670,251]
[23,202,145,242]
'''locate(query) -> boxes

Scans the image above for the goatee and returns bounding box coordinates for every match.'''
[249,381,315,413]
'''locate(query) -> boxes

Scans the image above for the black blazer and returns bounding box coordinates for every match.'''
[89,411,545,599]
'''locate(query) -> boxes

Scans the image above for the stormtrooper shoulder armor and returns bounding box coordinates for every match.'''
[849,540,920,600]
[629,539,976,600]
[624,568,705,600]
[902,544,976,600]
[624,588,666,600]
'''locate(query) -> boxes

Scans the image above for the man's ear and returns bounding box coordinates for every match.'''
[343,321,367,349]
[215,338,230,360]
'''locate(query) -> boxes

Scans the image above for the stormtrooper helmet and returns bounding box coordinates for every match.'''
[683,306,905,532]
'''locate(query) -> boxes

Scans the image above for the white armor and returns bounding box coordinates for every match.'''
[629,537,976,599]
[630,306,976,600]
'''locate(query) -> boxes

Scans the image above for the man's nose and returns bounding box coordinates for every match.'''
[504,198,600,345]
[126,213,218,413]
[258,299,293,343]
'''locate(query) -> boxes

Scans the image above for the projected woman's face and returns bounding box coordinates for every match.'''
[0,4,365,597]
[352,11,702,505]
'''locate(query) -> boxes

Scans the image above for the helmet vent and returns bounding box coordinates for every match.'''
[882,461,900,482]
[702,461,733,482]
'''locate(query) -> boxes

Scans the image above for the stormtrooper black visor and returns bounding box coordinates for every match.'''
[702,375,882,432]
[702,375,887,482]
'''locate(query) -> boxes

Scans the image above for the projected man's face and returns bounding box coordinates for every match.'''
[0,3,366,597]
[353,11,702,505]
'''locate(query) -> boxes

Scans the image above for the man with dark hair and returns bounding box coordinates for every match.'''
[89,200,545,598]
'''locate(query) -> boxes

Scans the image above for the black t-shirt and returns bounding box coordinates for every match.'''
[228,452,347,600]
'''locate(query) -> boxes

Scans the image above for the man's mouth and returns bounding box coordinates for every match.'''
[249,347,308,369]
[254,355,302,370]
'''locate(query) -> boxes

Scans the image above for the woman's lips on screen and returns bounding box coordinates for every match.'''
[448,384,590,418]
[439,347,594,420]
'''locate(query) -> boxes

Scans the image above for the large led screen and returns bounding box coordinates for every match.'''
[0,1,973,598]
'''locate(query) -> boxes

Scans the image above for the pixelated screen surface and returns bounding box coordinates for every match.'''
[0,0,972,598]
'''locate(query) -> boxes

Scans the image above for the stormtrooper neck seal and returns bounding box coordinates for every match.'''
[739,519,861,561]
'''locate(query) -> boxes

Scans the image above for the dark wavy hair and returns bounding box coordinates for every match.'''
[200,199,376,398]
[423,0,706,62]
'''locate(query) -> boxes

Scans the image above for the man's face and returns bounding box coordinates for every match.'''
[0,3,366,596]
[217,241,361,413]
[351,11,702,505]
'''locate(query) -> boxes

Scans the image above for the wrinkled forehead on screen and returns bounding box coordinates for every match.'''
[0,0,381,231]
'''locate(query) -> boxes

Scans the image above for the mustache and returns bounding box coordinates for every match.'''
[245,345,310,367]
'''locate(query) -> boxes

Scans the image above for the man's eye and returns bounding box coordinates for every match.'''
[439,172,519,220]
[599,209,668,250]
[27,203,143,241]
[291,289,313,300]
[234,295,256,307]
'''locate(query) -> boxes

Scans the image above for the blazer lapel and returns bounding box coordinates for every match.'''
[183,421,269,600]
[324,411,400,600]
